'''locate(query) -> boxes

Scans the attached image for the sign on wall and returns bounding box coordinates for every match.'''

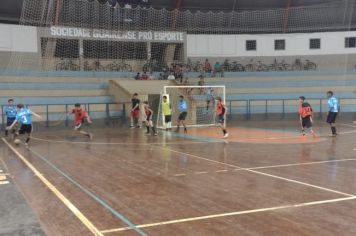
[40,26,186,43]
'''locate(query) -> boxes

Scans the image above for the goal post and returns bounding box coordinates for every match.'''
[157,85,226,129]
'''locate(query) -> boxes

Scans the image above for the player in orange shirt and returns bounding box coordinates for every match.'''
[68,103,93,140]
[216,97,229,138]
[298,96,317,138]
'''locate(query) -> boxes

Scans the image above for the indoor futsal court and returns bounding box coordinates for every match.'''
[2,0,356,236]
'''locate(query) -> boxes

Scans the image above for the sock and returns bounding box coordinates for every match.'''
[152,127,156,133]
[5,130,8,136]
[25,137,30,143]
[331,126,336,134]
[223,129,227,135]
[146,126,150,133]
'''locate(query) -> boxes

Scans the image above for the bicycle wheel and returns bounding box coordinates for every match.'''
[122,64,132,72]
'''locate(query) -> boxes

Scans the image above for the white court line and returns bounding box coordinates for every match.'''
[0,175,6,181]
[0,181,10,185]
[174,174,186,177]
[195,171,208,175]
[1,138,103,236]
[158,146,355,197]
[31,136,217,146]
[215,170,228,173]
[101,196,356,233]
[246,158,356,171]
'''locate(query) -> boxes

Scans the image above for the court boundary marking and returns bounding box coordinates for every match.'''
[26,147,148,236]
[101,196,356,233]
[1,138,104,236]
[156,146,355,198]
[171,158,356,177]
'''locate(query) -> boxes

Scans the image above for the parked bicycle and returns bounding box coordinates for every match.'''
[142,59,168,72]
[292,58,317,71]
[223,59,245,72]
[105,61,132,72]
[245,59,269,72]
[84,60,105,71]
[186,58,203,72]
[55,58,79,71]
[269,59,290,71]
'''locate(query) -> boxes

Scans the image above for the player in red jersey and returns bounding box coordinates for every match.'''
[298,96,317,138]
[68,103,93,140]
[216,97,229,138]
[143,101,157,136]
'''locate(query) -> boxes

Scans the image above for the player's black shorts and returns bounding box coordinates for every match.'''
[327,112,338,124]
[19,124,32,134]
[164,115,172,123]
[302,116,312,128]
[7,118,15,127]
[178,112,187,121]
[146,115,152,122]
[218,114,225,124]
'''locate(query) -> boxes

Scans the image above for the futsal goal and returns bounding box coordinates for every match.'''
[157,85,226,129]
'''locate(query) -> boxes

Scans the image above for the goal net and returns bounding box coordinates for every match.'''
[157,85,225,129]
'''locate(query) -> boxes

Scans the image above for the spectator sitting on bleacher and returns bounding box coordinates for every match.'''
[204,59,212,74]
[135,72,141,80]
[141,72,148,80]
[168,72,175,80]
[213,62,224,77]
[175,65,183,83]
[198,75,205,94]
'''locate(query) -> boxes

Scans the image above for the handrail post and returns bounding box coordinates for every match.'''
[1,105,4,131]
[245,100,249,120]
[282,99,285,119]
[106,103,110,125]
[229,100,232,121]
[247,99,251,120]
[319,99,322,119]
[122,103,126,122]
[46,105,49,127]
[65,104,68,127]
[265,99,268,119]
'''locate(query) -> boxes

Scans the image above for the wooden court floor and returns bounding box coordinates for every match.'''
[1,120,356,236]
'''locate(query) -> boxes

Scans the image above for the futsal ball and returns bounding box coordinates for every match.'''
[14,139,21,145]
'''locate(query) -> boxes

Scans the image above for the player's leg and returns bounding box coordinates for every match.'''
[130,111,134,128]
[219,115,228,138]
[182,112,187,133]
[24,125,33,147]
[176,113,182,132]
[327,112,337,136]
[149,120,157,135]
[206,100,210,111]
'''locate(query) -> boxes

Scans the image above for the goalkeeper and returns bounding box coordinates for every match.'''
[175,95,188,133]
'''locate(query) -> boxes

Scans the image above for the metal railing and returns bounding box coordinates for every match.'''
[227,98,353,120]
[1,102,130,130]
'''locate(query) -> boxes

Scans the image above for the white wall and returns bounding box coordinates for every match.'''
[187,32,356,57]
[0,24,38,53]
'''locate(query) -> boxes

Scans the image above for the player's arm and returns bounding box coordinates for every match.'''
[131,104,139,111]
[6,119,18,130]
[84,112,92,124]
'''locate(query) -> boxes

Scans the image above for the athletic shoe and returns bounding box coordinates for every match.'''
[136,126,141,129]
[223,133,229,138]
[153,132,158,136]
[24,143,29,148]
[311,132,317,139]
[129,125,135,129]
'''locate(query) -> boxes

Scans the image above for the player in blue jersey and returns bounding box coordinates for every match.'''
[206,87,214,111]
[326,91,339,136]
[175,95,188,133]
[6,104,42,146]
[4,99,17,137]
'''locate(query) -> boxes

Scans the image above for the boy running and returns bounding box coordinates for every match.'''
[175,95,187,133]
[6,104,41,147]
[326,91,339,136]
[216,97,229,138]
[298,96,317,138]
[162,95,172,131]
[68,103,93,140]
[4,99,17,137]
[143,101,158,136]
[130,93,141,128]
